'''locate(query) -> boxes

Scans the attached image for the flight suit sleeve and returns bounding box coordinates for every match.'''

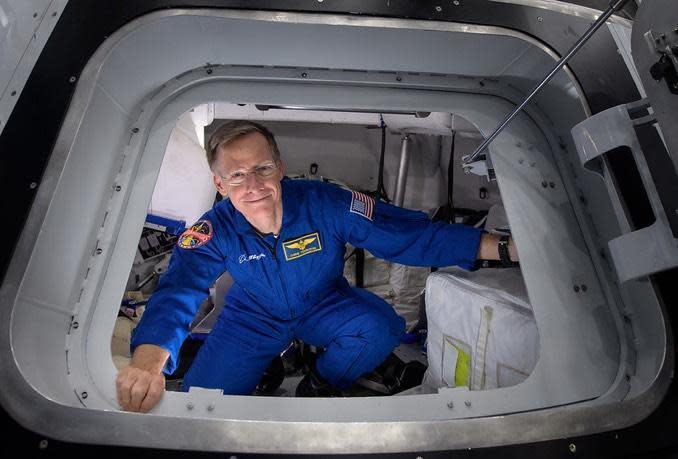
[328,186,481,270]
[130,218,226,375]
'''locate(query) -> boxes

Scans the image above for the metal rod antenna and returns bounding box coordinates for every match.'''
[394,135,411,207]
[463,0,629,165]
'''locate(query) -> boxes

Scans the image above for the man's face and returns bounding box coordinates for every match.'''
[212,132,284,225]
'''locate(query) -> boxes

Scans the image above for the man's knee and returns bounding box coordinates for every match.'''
[358,305,405,347]
[335,298,406,366]
[359,312,405,352]
[319,310,404,387]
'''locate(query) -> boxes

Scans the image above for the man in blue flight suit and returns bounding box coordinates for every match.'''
[116,120,518,412]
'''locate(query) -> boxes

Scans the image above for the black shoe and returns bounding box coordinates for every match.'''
[254,355,286,395]
[295,368,342,397]
[355,352,427,395]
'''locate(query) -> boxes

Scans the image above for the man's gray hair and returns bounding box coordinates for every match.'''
[206,120,281,169]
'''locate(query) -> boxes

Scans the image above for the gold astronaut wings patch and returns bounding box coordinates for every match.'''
[282,232,322,261]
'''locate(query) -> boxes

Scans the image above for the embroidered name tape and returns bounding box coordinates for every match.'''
[239,253,266,264]
[350,190,374,221]
[283,232,322,261]
[177,220,213,249]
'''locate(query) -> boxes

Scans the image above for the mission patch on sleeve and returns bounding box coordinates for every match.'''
[177,220,213,249]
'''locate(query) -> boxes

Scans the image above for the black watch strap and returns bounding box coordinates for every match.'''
[498,235,518,268]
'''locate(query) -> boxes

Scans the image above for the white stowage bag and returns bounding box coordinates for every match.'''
[343,246,391,288]
[422,267,539,391]
[344,245,429,329]
[389,263,429,328]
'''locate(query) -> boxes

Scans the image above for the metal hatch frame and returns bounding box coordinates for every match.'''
[0,6,672,456]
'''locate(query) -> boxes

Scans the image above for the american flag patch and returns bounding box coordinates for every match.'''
[350,190,375,221]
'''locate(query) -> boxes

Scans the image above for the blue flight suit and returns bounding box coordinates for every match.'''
[131,179,481,393]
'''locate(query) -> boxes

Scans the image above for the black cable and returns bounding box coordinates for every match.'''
[355,248,365,288]
[431,131,456,224]
[446,131,456,222]
[371,115,390,202]
[343,247,365,288]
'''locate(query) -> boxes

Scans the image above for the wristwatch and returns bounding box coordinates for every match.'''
[498,235,519,268]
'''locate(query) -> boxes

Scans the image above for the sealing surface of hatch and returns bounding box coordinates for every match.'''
[111,105,539,400]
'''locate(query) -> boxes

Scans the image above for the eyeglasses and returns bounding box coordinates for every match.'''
[219,162,279,186]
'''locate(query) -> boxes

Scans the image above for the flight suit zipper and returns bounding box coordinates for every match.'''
[259,234,294,318]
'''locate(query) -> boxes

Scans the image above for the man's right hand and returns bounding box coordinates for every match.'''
[116,344,169,412]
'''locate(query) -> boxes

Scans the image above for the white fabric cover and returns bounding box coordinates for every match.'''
[423,267,539,390]
[344,246,427,328]
[388,263,429,327]
[484,204,510,234]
